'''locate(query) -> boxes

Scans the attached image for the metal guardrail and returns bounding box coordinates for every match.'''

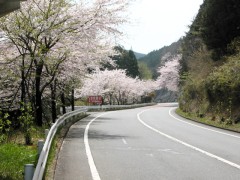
[68,103,155,112]
[32,107,88,180]
[32,103,155,180]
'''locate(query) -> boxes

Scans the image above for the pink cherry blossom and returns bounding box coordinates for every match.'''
[156,54,182,91]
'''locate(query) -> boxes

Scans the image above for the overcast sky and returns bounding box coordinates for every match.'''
[121,0,204,54]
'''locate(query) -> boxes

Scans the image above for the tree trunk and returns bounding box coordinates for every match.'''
[51,80,57,123]
[61,92,66,114]
[35,63,43,126]
[71,88,74,111]
[110,94,113,105]
[115,96,120,105]
[21,54,26,104]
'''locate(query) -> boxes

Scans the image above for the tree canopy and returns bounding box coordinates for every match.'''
[111,46,140,78]
[198,0,240,58]
[0,0,130,126]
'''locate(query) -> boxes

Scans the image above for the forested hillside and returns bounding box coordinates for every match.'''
[134,40,182,102]
[179,0,240,124]
[134,51,146,59]
[138,40,182,79]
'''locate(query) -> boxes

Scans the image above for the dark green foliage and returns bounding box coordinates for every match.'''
[198,0,240,58]
[128,50,140,78]
[111,46,140,78]
[0,112,11,143]
[179,2,206,74]
[180,35,203,74]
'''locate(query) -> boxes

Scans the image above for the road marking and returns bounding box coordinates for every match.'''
[146,153,154,157]
[159,149,182,155]
[137,109,240,170]
[169,108,240,139]
[122,138,127,145]
[84,112,111,180]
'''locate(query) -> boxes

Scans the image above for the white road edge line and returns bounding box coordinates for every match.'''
[137,109,240,170]
[169,107,240,139]
[122,138,127,145]
[84,112,111,180]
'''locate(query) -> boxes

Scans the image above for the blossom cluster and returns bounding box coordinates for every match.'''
[78,69,157,104]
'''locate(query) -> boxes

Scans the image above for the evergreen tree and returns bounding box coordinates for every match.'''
[128,50,140,78]
[111,46,140,78]
[200,0,240,58]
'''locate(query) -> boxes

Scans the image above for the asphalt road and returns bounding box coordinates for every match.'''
[54,103,240,180]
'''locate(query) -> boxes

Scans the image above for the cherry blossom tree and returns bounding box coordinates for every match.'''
[78,69,157,104]
[0,38,24,109]
[156,54,182,92]
[0,0,131,125]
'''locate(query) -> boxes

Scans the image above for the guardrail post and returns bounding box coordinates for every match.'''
[24,164,34,180]
[37,140,44,157]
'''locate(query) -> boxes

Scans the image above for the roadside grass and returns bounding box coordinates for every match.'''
[0,143,37,180]
[44,133,58,180]
[0,126,46,180]
[176,108,240,133]
[75,100,87,106]
[0,113,88,180]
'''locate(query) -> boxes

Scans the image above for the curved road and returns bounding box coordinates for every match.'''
[55,103,240,180]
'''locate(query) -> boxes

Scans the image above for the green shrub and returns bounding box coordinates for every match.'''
[205,55,240,106]
[18,103,35,145]
[0,112,12,143]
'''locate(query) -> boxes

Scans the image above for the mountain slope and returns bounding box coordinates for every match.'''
[134,51,146,59]
[138,39,182,79]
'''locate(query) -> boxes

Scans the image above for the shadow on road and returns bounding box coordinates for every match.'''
[65,115,131,141]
